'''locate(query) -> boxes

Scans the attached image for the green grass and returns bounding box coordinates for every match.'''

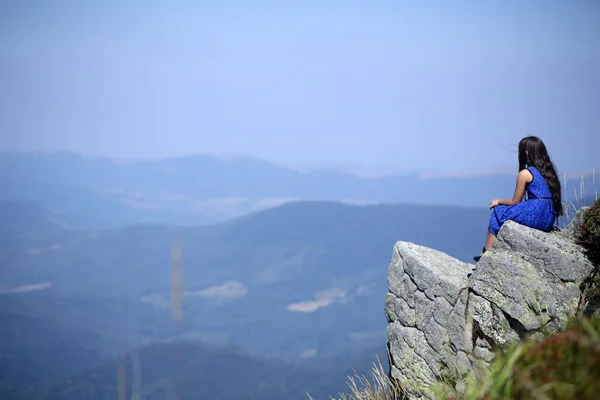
[576,198,600,314]
[322,316,600,400]
[433,316,600,400]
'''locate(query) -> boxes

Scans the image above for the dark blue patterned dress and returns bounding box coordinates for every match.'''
[489,166,556,236]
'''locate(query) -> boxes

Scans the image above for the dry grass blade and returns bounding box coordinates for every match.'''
[312,356,404,400]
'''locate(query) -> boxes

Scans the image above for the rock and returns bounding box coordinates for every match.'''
[470,221,592,338]
[385,242,472,399]
[385,218,594,399]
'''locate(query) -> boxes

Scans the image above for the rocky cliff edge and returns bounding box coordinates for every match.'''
[384,209,595,399]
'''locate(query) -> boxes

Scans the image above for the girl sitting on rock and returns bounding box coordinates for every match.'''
[474,136,563,262]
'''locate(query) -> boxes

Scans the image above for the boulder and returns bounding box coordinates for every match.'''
[385,242,472,399]
[385,210,594,399]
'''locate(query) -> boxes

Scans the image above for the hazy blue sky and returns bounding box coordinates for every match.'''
[1,1,599,174]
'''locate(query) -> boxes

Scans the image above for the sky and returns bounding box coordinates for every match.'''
[1,0,599,175]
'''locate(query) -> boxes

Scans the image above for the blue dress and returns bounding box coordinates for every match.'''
[489,166,556,236]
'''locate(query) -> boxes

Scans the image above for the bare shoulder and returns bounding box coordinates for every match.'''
[518,168,533,183]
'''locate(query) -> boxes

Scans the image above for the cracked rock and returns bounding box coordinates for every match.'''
[385,242,471,399]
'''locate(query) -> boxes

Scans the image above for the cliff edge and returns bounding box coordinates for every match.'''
[384,209,595,399]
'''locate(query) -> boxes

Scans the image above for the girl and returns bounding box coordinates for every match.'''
[474,136,563,262]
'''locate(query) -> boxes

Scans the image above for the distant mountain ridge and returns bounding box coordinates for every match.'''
[0,200,71,241]
[2,151,595,230]
[0,151,522,229]
[0,152,599,229]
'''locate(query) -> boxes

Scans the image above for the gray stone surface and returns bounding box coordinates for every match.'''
[470,221,592,338]
[385,242,472,399]
[385,217,594,399]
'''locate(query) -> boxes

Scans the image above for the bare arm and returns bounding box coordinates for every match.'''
[491,169,532,208]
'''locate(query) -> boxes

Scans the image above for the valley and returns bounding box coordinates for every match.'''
[0,198,496,398]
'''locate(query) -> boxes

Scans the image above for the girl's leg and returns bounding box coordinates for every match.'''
[484,229,497,250]
[474,229,497,262]
[475,209,502,262]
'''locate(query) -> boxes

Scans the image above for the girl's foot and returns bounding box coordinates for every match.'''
[473,246,487,262]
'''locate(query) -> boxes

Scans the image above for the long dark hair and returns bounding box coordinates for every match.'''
[518,136,563,216]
